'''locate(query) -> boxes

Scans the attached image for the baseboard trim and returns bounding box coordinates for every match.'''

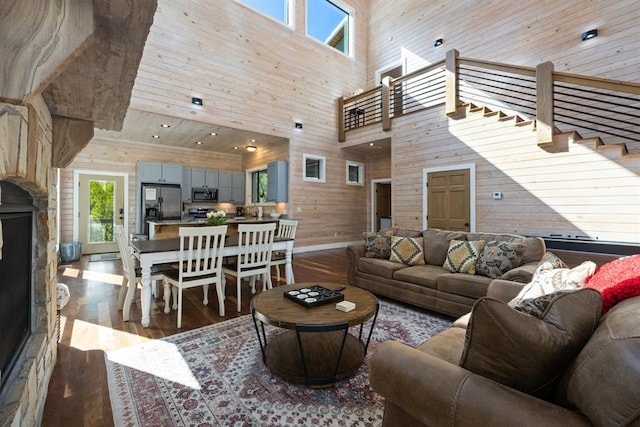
[294,240,360,254]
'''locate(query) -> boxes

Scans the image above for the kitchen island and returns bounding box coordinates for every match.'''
[148,217,281,240]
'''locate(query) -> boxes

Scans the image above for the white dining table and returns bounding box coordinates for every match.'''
[129,236,295,327]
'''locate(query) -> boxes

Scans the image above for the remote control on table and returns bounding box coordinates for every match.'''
[334,285,346,292]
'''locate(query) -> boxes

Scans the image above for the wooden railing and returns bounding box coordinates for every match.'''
[338,49,640,149]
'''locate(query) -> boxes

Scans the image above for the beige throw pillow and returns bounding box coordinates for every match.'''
[443,240,486,274]
[389,236,425,266]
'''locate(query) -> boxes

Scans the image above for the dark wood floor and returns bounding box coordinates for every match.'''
[41,248,350,427]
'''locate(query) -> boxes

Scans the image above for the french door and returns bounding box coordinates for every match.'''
[77,173,125,254]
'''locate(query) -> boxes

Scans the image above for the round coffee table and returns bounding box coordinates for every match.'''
[250,282,379,387]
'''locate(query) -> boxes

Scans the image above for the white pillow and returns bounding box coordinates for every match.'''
[508,260,597,307]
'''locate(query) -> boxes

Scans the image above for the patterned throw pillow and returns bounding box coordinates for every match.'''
[508,260,597,307]
[443,240,486,274]
[363,231,393,259]
[475,240,522,278]
[389,236,425,266]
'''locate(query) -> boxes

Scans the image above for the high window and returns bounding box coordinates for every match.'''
[303,153,326,183]
[306,0,352,56]
[237,0,292,26]
[346,161,364,185]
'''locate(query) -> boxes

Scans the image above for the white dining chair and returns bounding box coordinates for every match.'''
[114,225,170,321]
[271,219,298,284]
[223,222,276,312]
[162,225,227,328]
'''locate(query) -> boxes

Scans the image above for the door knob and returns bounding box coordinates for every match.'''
[464,222,470,227]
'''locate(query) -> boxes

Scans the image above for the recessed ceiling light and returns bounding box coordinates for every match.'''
[250,139,256,143]
[195,141,203,145]
[160,124,171,128]
[192,97,203,106]
[210,132,217,136]
[233,146,240,150]
[246,145,257,152]
[369,142,375,146]
[152,135,160,139]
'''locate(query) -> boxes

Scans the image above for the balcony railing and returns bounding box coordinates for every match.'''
[338,49,640,152]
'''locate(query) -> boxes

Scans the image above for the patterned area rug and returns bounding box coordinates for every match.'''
[105,298,452,426]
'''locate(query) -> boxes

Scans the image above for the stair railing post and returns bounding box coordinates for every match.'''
[536,61,554,145]
[445,49,460,115]
[382,76,391,131]
[338,96,346,142]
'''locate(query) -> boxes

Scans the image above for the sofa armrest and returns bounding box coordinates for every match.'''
[500,261,538,283]
[369,341,589,427]
[486,279,527,303]
[346,244,365,285]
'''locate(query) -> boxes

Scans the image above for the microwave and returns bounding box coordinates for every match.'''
[192,187,218,202]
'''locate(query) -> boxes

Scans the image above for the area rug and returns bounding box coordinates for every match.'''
[105,298,452,426]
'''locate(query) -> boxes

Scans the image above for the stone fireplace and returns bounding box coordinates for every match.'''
[0,99,58,426]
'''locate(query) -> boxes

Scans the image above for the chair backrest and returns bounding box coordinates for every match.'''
[114,225,136,282]
[178,225,227,280]
[277,219,298,239]
[237,223,276,271]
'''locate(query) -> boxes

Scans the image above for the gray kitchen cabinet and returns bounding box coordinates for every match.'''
[218,170,245,203]
[182,167,192,202]
[138,161,183,184]
[191,168,219,189]
[267,160,288,202]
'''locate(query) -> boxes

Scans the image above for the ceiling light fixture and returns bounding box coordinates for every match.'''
[152,135,160,139]
[233,146,240,150]
[250,139,256,143]
[195,141,202,145]
[160,124,171,128]
[246,145,257,152]
[295,122,303,129]
[581,29,598,41]
[434,38,443,47]
[210,132,217,136]
[191,97,203,106]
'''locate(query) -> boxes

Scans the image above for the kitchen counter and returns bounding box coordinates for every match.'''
[147,217,284,240]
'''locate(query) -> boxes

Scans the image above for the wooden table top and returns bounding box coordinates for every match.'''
[251,283,378,329]
[130,235,291,253]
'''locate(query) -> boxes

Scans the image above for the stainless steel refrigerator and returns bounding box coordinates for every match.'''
[140,183,182,235]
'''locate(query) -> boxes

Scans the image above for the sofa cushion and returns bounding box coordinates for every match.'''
[508,261,597,307]
[362,231,393,259]
[475,240,523,278]
[443,240,486,274]
[423,229,467,266]
[585,254,640,314]
[416,326,466,365]
[437,273,492,299]
[459,289,602,398]
[390,236,426,266]
[358,257,407,279]
[392,264,446,289]
[555,295,640,427]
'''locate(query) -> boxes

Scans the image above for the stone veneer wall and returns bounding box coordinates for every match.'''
[0,97,58,426]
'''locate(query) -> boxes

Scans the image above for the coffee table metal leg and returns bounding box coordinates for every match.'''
[358,298,379,355]
[295,322,349,386]
[251,308,268,363]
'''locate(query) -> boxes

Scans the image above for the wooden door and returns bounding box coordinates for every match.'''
[427,169,470,231]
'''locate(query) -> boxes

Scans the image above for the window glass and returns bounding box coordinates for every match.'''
[303,153,326,183]
[251,169,268,202]
[346,161,364,185]
[238,0,291,25]
[306,0,351,55]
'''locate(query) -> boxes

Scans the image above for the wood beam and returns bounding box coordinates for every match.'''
[51,115,94,168]
[0,0,94,103]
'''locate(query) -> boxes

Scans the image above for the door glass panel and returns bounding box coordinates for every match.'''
[88,180,115,244]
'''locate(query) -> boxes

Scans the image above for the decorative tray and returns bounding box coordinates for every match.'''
[284,285,345,308]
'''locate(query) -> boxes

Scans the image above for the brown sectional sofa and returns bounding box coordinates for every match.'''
[369,280,640,426]
[346,228,546,317]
